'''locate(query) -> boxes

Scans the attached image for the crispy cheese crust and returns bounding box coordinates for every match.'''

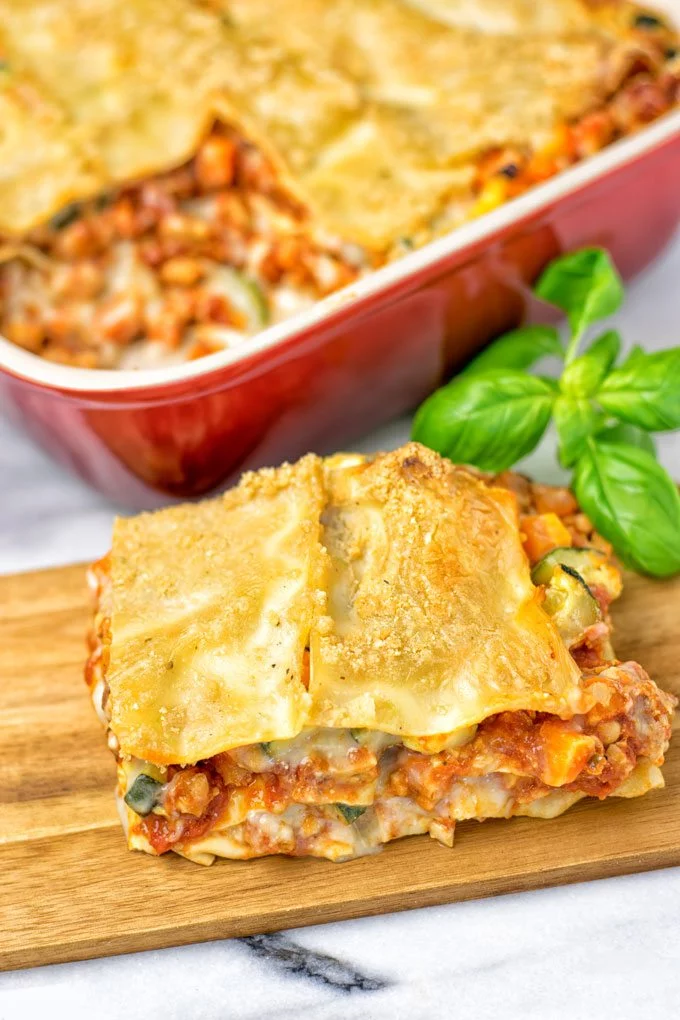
[0,0,678,367]
[85,444,676,864]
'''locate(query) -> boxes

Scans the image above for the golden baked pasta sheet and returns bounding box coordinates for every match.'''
[0,0,677,246]
[85,444,676,863]
[107,455,327,764]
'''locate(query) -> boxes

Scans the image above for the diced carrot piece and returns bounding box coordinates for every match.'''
[532,484,578,517]
[301,648,310,690]
[521,513,573,564]
[539,720,599,786]
[159,256,205,287]
[195,135,237,191]
[538,124,572,159]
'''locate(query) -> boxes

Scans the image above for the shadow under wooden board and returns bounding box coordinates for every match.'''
[1,564,679,971]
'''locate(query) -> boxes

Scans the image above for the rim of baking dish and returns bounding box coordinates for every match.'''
[1,108,679,395]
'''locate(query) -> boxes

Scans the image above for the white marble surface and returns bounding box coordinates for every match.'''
[1,234,679,1019]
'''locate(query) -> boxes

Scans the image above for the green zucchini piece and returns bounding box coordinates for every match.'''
[239,275,270,328]
[541,564,601,648]
[532,546,620,598]
[335,803,367,824]
[211,267,270,330]
[50,202,81,231]
[124,774,163,816]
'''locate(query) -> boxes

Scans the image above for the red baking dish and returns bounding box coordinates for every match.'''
[1,110,679,508]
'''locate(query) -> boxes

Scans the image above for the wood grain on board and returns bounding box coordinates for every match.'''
[1,564,679,972]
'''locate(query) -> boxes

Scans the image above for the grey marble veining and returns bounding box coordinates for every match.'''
[1,870,680,1020]
[1,232,679,1019]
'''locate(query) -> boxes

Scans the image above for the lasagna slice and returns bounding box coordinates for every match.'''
[86,443,675,864]
[0,0,678,368]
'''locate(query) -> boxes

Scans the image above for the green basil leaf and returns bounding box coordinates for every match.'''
[535,248,624,340]
[598,347,680,430]
[596,422,656,455]
[560,330,620,396]
[623,344,645,366]
[460,325,562,377]
[412,370,556,473]
[573,440,680,577]
[554,396,603,468]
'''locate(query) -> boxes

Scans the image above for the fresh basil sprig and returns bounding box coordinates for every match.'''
[412,247,680,578]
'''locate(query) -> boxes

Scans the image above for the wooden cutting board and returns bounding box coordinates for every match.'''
[1,564,679,972]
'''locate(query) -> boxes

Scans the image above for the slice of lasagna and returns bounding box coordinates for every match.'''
[1,0,678,368]
[86,443,675,864]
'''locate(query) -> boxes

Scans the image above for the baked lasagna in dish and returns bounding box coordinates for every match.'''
[0,0,678,369]
[86,443,676,864]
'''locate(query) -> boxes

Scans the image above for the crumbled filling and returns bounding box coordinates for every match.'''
[0,127,362,368]
[469,50,680,219]
[489,470,621,668]
[116,661,673,862]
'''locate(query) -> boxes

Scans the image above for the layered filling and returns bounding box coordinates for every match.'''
[0,127,363,369]
[491,469,623,669]
[102,665,672,864]
[470,37,679,218]
[2,12,678,370]
[85,474,675,864]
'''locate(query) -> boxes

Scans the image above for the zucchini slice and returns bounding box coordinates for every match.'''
[124,774,163,816]
[209,267,270,331]
[532,546,621,600]
[541,564,601,649]
[335,803,367,824]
